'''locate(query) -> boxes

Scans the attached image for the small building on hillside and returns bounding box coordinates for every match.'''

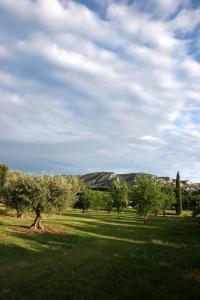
[157,177,172,184]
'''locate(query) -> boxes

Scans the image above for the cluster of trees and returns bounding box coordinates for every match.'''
[74,172,200,223]
[74,187,113,213]
[182,190,200,210]
[73,183,128,218]
[1,170,80,229]
[74,175,176,222]
[1,164,200,225]
[131,175,176,222]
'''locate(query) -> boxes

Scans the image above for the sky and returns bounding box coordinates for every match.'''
[0,0,200,181]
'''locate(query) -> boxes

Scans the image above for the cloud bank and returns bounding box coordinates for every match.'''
[0,0,200,180]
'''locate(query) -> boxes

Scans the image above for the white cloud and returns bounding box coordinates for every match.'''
[170,8,200,33]
[149,0,189,17]
[107,4,178,52]
[0,0,200,180]
[140,135,166,145]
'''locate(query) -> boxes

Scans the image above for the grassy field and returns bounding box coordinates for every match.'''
[0,206,200,300]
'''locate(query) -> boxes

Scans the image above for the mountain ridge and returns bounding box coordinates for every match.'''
[80,171,200,190]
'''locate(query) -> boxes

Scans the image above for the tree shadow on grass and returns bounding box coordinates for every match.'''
[1,214,200,300]
[62,211,151,228]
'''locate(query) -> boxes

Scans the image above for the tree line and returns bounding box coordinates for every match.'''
[0,166,80,229]
[0,164,200,226]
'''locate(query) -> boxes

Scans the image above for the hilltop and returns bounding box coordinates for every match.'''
[80,172,200,191]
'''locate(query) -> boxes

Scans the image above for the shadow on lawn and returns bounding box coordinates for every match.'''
[1,213,200,300]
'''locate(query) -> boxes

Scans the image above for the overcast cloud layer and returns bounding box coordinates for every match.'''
[0,0,200,180]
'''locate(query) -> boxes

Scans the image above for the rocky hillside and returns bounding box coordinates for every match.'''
[80,172,153,188]
[80,172,200,191]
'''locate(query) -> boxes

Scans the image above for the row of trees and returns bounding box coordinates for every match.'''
[73,184,128,218]
[1,164,200,225]
[1,170,80,229]
[74,188,113,213]
[74,175,176,222]
[74,172,200,222]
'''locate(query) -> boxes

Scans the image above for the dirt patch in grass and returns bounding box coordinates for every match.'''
[10,225,65,234]
[185,270,200,282]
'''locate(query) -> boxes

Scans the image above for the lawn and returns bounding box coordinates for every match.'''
[0,206,200,300]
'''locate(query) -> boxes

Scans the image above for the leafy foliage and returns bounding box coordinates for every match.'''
[3,172,80,226]
[104,192,113,213]
[192,195,200,218]
[160,183,176,216]
[3,171,33,217]
[133,175,161,222]
[175,171,182,215]
[110,182,128,218]
[0,164,8,196]
[88,189,113,212]
[75,187,91,212]
[74,188,113,212]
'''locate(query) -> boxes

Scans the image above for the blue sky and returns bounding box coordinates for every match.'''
[0,0,200,181]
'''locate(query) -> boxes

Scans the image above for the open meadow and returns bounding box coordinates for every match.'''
[0,206,200,300]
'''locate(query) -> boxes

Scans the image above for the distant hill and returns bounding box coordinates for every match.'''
[80,172,154,188]
[80,172,200,191]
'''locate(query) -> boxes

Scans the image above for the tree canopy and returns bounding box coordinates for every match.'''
[133,175,161,223]
[175,171,182,215]
[110,182,128,218]
[3,172,81,229]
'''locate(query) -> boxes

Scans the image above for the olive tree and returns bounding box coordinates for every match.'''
[160,183,176,216]
[30,175,80,229]
[75,188,91,213]
[0,164,8,198]
[133,175,161,223]
[105,192,113,213]
[3,173,80,228]
[110,182,128,218]
[3,171,31,217]
[192,195,200,217]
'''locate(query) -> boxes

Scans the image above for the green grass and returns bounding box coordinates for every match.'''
[0,206,200,300]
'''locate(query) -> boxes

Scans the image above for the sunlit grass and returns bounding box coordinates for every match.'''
[0,206,200,300]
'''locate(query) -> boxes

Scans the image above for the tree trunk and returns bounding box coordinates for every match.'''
[31,211,43,230]
[175,203,178,215]
[117,210,120,219]
[163,210,166,217]
[17,213,24,218]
